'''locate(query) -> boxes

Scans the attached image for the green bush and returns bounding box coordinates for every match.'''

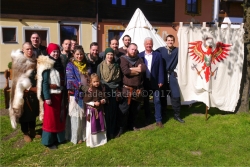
[7,62,12,69]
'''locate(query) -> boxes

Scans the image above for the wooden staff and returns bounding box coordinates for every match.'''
[206,106,208,121]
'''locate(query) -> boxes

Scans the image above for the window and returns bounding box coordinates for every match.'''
[112,0,117,5]
[108,30,124,47]
[146,0,163,3]
[25,30,48,46]
[60,25,79,44]
[112,0,127,6]
[23,26,50,46]
[187,0,197,13]
[1,27,17,43]
[185,0,201,15]
[121,0,126,5]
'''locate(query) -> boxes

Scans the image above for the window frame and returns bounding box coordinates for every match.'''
[58,21,82,45]
[24,30,49,47]
[1,26,18,44]
[108,30,124,43]
[185,0,202,16]
[23,26,50,45]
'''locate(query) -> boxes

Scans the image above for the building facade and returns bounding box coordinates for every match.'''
[0,0,244,72]
[0,0,96,71]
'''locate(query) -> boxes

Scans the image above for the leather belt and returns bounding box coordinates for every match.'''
[123,85,134,105]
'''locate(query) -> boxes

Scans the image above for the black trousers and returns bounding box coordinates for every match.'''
[20,121,36,133]
[160,87,181,117]
[118,97,140,130]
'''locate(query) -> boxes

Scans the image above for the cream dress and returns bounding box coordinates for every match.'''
[85,101,107,148]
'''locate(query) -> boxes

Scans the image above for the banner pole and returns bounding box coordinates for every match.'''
[206,106,208,121]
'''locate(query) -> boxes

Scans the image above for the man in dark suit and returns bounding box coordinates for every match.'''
[139,37,164,127]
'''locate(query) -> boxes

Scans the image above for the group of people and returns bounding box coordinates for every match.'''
[10,32,185,150]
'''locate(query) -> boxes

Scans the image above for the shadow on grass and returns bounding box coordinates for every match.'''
[135,101,238,128]
[182,102,234,115]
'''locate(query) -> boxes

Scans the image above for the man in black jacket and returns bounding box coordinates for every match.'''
[30,32,47,58]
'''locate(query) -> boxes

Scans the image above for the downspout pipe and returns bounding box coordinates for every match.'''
[213,0,220,22]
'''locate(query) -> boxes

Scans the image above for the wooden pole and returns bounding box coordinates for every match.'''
[206,106,208,121]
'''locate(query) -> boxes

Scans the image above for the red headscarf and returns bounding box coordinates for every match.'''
[46,43,60,55]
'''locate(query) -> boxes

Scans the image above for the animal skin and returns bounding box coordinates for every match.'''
[36,55,55,121]
[9,50,36,129]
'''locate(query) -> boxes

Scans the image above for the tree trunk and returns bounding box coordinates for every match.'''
[236,0,250,113]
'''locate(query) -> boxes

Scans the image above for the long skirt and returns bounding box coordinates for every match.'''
[42,93,66,146]
[86,106,107,148]
[104,89,118,137]
[42,93,66,132]
[65,96,86,144]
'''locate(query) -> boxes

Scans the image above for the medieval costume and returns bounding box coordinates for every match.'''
[99,51,123,63]
[9,49,39,140]
[84,86,107,148]
[32,44,47,58]
[61,52,73,69]
[85,53,102,74]
[37,43,66,148]
[117,54,146,137]
[65,57,91,144]
[118,47,127,55]
[97,48,121,139]
[118,47,139,56]
[157,46,184,123]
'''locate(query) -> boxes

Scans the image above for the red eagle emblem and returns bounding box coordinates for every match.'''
[188,39,231,82]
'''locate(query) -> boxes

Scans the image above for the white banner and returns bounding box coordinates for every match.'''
[177,22,244,112]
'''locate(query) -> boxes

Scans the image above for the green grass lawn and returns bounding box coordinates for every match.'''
[0,89,250,166]
[0,89,5,109]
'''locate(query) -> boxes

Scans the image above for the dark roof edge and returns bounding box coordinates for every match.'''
[101,19,172,25]
[0,14,95,22]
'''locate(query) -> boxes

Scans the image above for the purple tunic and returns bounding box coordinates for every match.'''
[87,105,106,134]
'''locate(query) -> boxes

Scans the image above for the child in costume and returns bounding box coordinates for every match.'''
[84,73,107,148]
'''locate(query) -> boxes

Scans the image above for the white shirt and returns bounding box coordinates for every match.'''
[144,52,153,79]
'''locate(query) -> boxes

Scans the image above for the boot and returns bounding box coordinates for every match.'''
[174,116,185,123]
[115,127,124,138]
[47,144,58,150]
[171,97,185,123]
[23,133,32,142]
[29,129,41,138]
[174,111,185,123]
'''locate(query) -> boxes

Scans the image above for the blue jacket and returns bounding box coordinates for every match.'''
[139,51,164,90]
[157,47,180,98]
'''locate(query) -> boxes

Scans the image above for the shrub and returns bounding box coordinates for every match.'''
[8,62,12,69]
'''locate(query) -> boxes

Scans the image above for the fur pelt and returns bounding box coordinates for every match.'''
[9,49,37,129]
[36,55,55,121]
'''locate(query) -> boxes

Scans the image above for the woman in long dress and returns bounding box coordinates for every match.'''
[37,43,66,149]
[65,45,91,144]
[97,48,121,139]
